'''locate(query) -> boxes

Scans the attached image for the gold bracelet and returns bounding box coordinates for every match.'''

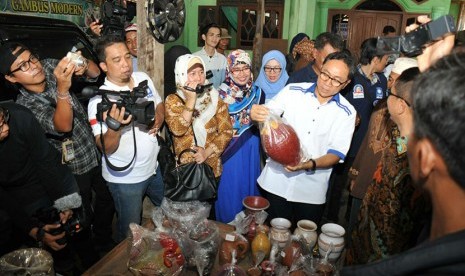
[184,105,194,112]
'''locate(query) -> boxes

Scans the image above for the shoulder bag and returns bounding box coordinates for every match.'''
[162,97,218,201]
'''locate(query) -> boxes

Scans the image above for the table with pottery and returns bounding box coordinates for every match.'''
[83,196,346,275]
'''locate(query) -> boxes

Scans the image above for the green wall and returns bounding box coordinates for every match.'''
[311,0,452,38]
[165,0,454,53]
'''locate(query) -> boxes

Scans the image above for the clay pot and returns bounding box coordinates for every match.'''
[251,226,271,265]
[270,218,291,249]
[219,233,249,265]
[315,259,335,276]
[294,219,318,250]
[318,223,345,261]
[282,240,302,268]
[260,260,276,276]
[243,196,270,242]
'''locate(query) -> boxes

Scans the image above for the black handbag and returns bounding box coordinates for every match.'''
[162,125,217,202]
[156,133,175,179]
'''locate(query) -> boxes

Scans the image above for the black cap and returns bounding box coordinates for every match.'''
[0,42,28,75]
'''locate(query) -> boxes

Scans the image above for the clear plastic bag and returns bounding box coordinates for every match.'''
[260,112,302,166]
[160,197,211,232]
[127,223,184,276]
[0,248,54,276]
[219,215,251,265]
[188,220,220,275]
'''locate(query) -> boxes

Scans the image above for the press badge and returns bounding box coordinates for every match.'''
[62,139,75,163]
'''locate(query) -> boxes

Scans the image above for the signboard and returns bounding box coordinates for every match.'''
[0,0,99,28]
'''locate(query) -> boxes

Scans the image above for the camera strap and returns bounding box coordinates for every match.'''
[99,119,137,171]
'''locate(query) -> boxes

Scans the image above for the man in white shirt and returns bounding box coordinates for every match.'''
[193,23,228,89]
[88,35,165,242]
[251,51,356,226]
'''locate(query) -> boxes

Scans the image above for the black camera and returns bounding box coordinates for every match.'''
[84,80,155,126]
[377,15,456,57]
[181,70,214,94]
[35,207,81,245]
[100,0,136,38]
[183,83,214,94]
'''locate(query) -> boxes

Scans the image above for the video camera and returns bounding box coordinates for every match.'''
[100,0,136,38]
[182,70,214,94]
[377,15,456,57]
[83,80,155,126]
[35,206,81,245]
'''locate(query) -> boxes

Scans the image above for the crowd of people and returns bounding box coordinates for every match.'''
[1,16,464,275]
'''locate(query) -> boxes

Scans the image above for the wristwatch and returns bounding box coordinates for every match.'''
[307,159,316,172]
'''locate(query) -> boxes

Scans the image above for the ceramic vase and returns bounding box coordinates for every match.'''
[269,218,291,249]
[317,223,345,261]
[251,226,271,265]
[293,219,318,250]
[242,196,270,242]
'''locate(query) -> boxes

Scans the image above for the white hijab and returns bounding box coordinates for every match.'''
[174,54,219,147]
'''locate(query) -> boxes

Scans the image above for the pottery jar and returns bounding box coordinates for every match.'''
[282,240,302,268]
[243,196,270,242]
[219,233,249,265]
[317,223,345,261]
[251,226,271,265]
[293,219,318,250]
[269,218,291,249]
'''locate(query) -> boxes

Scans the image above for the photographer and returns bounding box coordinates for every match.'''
[0,102,80,266]
[89,35,165,242]
[0,42,114,260]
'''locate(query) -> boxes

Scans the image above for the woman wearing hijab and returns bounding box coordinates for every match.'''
[255,50,289,102]
[164,54,233,218]
[216,49,264,223]
[164,45,191,99]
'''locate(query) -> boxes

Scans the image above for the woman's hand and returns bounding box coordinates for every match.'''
[192,146,209,164]
[180,81,200,102]
[250,104,269,123]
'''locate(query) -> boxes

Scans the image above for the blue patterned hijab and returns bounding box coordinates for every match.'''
[255,50,289,101]
[218,50,262,137]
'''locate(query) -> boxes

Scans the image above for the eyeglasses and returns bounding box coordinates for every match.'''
[319,71,348,87]
[264,66,282,73]
[388,91,411,107]
[231,66,251,75]
[8,54,40,75]
[0,107,10,133]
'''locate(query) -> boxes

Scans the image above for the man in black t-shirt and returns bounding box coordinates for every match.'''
[0,102,81,256]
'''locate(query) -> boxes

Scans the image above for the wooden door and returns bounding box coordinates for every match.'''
[348,11,402,60]
[328,10,402,61]
[346,12,377,60]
